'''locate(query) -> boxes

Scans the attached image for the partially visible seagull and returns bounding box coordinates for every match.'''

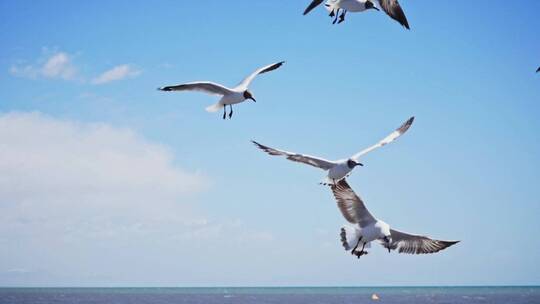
[158,61,285,119]
[331,179,459,258]
[252,116,414,185]
[303,0,410,29]
[537,67,540,73]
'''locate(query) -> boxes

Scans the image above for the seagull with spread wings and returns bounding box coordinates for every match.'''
[252,116,414,185]
[303,0,409,29]
[158,61,285,119]
[331,179,459,258]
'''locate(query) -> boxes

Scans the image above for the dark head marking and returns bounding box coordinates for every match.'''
[347,159,363,169]
[365,1,379,11]
[243,90,256,102]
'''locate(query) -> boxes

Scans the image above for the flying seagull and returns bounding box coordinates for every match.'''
[252,116,414,185]
[158,61,285,119]
[331,179,459,258]
[303,0,409,29]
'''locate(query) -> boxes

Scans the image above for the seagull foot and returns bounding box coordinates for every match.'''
[329,10,335,17]
[352,250,368,259]
[229,112,233,119]
[338,12,346,24]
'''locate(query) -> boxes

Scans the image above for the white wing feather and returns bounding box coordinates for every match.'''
[158,81,232,96]
[351,116,414,161]
[235,61,285,91]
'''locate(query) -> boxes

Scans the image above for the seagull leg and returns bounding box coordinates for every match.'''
[332,8,341,24]
[229,105,233,119]
[329,9,335,17]
[351,236,363,254]
[338,10,346,24]
[222,106,227,120]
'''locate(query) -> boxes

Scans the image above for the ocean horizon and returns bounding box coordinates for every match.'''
[1,286,539,303]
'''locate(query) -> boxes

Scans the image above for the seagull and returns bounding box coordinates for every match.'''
[303,0,409,29]
[537,67,540,73]
[158,61,285,119]
[331,179,459,258]
[252,116,414,185]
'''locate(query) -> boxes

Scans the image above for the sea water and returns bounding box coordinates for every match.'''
[1,286,539,304]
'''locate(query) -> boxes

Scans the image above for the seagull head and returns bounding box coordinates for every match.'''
[365,1,380,11]
[347,159,363,169]
[243,90,256,102]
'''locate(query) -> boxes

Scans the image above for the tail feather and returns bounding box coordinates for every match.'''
[205,103,223,113]
[340,225,361,251]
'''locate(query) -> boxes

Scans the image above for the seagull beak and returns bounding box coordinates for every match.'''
[250,97,257,102]
[373,7,380,11]
[357,162,364,167]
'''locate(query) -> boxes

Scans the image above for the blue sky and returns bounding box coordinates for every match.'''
[0,0,539,287]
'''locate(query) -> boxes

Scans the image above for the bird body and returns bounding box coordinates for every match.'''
[252,116,414,185]
[325,0,371,13]
[159,61,285,119]
[332,179,459,258]
[327,160,355,181]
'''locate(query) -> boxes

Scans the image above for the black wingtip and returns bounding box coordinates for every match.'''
[403,20,410,30]
[251,140,263,148]
[536,67,540,73]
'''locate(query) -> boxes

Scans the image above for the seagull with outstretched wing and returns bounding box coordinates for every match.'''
[331,179,459,258]
[303,0,409,29]
[158,61,285,119]
[252,116,414,185]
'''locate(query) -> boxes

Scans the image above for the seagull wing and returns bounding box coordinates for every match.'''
[303,0,324,15]
[235,61,285,90]
[376,0,410,29]
[537,67,540,73]
[251,140,335,170]
[158,81,232,96]
[385,229,459,254]
[330,179,376,227]
[351,116,414,161]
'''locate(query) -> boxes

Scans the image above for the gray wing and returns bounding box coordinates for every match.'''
[158,81,232,96]
[235,61,285,90]
[385,229,459,254]
[330,179,377,227]
[303,0,324,15]
[351,116,414,161]
[377,0,410,29]
[251,140,335,170]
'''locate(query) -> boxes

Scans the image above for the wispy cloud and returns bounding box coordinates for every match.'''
[10,51,77,80]
[92,64,141,85]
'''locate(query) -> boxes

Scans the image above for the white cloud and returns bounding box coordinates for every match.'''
[92,64,141,85]
[10,52,77,80]
[0,112,208,242]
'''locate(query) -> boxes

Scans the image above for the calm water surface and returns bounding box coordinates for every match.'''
[0,287,539,304]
